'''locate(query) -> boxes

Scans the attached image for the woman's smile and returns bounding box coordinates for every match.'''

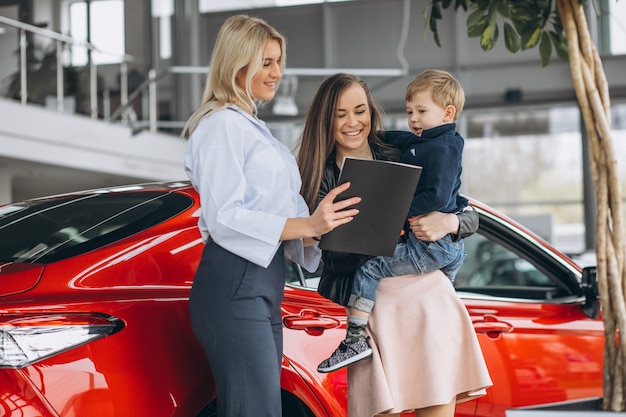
[333,83,372,155]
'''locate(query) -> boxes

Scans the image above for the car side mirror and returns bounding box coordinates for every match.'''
[581,266,600,319]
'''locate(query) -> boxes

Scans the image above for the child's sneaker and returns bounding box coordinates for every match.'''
[317,336,372,373]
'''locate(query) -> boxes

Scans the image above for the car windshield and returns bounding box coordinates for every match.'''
[0,191,193,264]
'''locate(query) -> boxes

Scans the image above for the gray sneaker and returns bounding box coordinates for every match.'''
[317,336,372,373]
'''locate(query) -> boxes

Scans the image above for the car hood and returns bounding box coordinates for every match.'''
[0,262,44,297]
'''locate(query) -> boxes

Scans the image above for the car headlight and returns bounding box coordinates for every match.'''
[0,313,124,368]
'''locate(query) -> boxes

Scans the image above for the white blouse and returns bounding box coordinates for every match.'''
[184,105,320,271]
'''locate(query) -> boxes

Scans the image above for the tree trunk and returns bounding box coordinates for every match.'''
[555,0,626,411]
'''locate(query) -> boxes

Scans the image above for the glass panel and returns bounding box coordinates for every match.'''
[0,192,192,263]
[285,260,324,289]
[461,105,585,255]
[152,0,173,60]
[301,261,324,288]
[455,233,552,288]
[610,0,626,55]
[69,0,125,65]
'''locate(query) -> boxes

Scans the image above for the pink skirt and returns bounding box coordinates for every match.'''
[348,270,493,417]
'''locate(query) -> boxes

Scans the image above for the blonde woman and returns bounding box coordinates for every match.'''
[182,15,358,417]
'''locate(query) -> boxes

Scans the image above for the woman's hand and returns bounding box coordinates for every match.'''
[281,182,360,242]
[309,182,360,237]
[408,212,459,242]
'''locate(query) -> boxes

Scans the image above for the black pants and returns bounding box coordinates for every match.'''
[188,240,285,417]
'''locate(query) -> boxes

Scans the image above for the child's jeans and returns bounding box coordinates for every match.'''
[348,233,465,313]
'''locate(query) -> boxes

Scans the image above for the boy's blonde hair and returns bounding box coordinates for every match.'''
[405,69,465,120]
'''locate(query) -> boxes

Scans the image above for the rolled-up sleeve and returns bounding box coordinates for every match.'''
[284,196,322,272]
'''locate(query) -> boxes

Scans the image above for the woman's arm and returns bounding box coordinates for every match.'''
[408,206,479,242]
[455,206,479,241]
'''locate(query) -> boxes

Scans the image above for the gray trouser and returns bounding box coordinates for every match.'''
[188,240,285,417]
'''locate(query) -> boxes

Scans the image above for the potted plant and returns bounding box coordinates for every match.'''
[425,0,625,413]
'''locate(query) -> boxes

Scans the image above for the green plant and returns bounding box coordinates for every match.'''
[424,0,625,411]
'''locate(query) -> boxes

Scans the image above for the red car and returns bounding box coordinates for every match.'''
[0,182,603,417]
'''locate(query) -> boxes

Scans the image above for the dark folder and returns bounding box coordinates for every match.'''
[319,157,422,257]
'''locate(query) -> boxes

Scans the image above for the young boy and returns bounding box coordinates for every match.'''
[318,69,469,373]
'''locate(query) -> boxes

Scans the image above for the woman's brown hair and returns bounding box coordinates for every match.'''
[297,73,386,211]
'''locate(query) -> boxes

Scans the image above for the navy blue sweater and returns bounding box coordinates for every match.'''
[383,123,465,216]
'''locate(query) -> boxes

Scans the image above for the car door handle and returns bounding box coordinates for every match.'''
[283,309,341,336]
[472,314,514,337]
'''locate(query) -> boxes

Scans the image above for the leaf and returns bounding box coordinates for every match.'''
[467,10,488,37]
[497,0,510,18]
[539,30,552,66]
[422,2,433,21]
[434,29,442,48]
[520,24,542,49]
[549,31,569,60]
[430,13,440,31]
[504,22,521,53]
[480,21,499,50]
[467,8,485,28]
[422,4,440,46]
[480,3,500,50]
[431,3,443,19]
[551,10,565,33]
[537,0,551,13]
[509,3,537,33]
[475,0,491,11]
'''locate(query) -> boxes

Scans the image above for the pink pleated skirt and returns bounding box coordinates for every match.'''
[348,270,493,417]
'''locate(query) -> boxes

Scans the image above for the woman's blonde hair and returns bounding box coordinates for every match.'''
[181,15,286,138]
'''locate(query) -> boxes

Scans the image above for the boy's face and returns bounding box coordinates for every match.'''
[406,90,455,136]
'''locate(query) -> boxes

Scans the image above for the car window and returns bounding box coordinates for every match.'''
[0,192,193,264]
[455,233,553,288]
[286,261,323,288]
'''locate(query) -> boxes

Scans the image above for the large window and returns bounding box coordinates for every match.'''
[462,103,626,255]
[152,0,173,60]
[67,0,125,65]
[460,106,586,253]
[610,0,626,55]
